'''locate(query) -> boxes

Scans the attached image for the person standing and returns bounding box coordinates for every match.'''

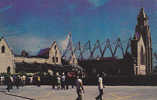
[57,75,61,89]
[61,73,66,90]
[37,75,41,87]
[15,75,21,89]
[29,76,33,85]
[101,72,106,88]
[56,72,61,89]
[10,76,13,89]
[51,74,56,89]
[21,75,26,87]
[95,74,104,100]
[5,75,12,92]
[76,76,84,100]
[65,72,70,90]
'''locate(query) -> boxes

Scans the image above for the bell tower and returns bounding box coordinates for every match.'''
[133,8,153,74]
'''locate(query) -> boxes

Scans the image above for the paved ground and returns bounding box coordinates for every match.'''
[0,85,157,100]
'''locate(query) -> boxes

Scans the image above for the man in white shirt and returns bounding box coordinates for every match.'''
[76,76,84,100]
[61,73,66,90]
[21,75,26,87]
[96,74,104,100]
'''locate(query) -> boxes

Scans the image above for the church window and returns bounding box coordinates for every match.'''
[7,66,11,74]
[56,57,58,63]
[1,46,5,53]
[55,50,57,55]
[54,45,56,50]
[140,47,144,65]
[52,57,55,62]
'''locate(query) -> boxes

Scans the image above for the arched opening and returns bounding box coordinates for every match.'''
[55,50,57,55]
[140,47,144,65]
[54,45,56,50]
[52,57,55,62]
[56,57,58,63]
[1,46,5,53]
[7,66,11,74]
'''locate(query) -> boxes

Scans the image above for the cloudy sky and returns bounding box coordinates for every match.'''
[0,0,157,56]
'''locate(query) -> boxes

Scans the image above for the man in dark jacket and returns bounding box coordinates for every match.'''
[5,75,12,92]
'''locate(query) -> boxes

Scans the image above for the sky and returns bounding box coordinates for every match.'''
[0,0,157,56]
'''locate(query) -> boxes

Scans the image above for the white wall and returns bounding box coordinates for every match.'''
[137,36,146,75]
[48,41,62,65]
[0,38,15,74]
[0,39,62,74]
[15,41,62,65]
[15,57,47,64]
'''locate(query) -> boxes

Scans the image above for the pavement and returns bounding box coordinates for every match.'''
[0,85,157,100]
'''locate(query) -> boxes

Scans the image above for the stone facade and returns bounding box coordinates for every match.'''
[69,52,78,65]
[15,57,47,64]
[0,39,62,74]
[132,36,146,75]
[47,41,62,65]
[0,37,15,74]
[131,8,152,75]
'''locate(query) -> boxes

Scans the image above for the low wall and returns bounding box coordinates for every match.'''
[15,57,48,64]
[86,75,157,86]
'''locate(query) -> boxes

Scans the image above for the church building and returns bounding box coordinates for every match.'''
[131,8,152,75]
[0,37,15,74]
[0,39,62,74]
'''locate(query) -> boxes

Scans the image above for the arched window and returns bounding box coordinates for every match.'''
[1,46,5,53]
[55,50,57,55]
[56,57,58,63]
[7,66,11,74]
[140,47,144,65]
[52,57,55,62]
[54,45,56,50]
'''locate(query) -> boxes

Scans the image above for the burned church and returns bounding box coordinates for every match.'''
[79,8,153,76]
[131,8,152,75]
[0,37,80,74]
[0,39,65,74]
[0,8,153,76]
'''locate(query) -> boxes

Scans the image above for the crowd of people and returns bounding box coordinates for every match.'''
[0,71,85,91]
[0,74,38,92]
[51,72,77,90]
[0,72,105,100]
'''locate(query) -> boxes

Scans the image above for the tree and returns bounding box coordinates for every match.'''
[21,50,29,57]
